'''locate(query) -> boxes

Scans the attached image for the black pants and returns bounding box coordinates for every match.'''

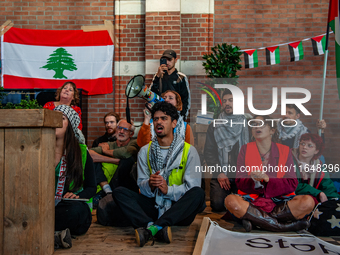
[210,178,237,212]
[94,157,138,193]
[113,186,206,229]
[55,200,92,235]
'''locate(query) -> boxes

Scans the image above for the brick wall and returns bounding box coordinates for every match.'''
[181,13,214,61]
[214,0,340,164]
[1,0,339,163]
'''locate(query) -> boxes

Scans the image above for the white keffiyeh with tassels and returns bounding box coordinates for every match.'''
[149,133,185,217]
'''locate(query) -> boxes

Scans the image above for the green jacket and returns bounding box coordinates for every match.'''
[294,159,340,200]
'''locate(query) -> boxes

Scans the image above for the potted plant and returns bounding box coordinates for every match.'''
[0,87,42,109]
[201,43,242,118]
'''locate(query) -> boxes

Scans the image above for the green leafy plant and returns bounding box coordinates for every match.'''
[0,93,42,109]
[202,43,242,118]
[0,87,6,102]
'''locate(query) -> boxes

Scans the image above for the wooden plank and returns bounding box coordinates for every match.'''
[0,129,4,255]
[40,128,56,254]
[192,217,210,255]
[3,128,54,254]
[0,109,62,128]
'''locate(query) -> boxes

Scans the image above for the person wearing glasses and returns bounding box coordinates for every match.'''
[224,115,314,232]
[89,119,140,225]
[293,133,339,203]
[293,133,340,236]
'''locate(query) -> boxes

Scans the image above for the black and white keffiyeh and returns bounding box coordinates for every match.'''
[277,118,308,149]
[54,105,86,144]
[149,132,184,177]
[148,133,185,217]
[214,112,249,168]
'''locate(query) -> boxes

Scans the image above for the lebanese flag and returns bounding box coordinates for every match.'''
[328,0,340,98]
[1,27,114,95]
[311,35,326,55]
[266,46,280,65]
[244,49,258,69]
[288,41,304,62]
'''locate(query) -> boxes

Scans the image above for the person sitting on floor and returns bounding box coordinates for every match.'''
[92,112,120,148]
[89,119,140,226]
[53,105,96,249]
[224,115,315,232]
[90,119,140,195]
[137,90,194,148]
[204,88,249,212]
[293,133,340,236]
[113,101,206,247]
[293,133,340,203]
[44,81,83,130]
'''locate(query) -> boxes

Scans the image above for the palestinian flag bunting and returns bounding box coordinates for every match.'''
[311,35,326,55]
[328,0,340,98]
[288,41,304,62]
[1,27,114,95]
[266,46,280,65]
[244,49,258,69]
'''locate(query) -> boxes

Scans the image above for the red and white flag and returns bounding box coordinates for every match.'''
[1,27,114,95]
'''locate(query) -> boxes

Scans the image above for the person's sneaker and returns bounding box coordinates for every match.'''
[154,226,172,244]
[92,192,104,209]
[54,228,72,249]
[135,227,153,247]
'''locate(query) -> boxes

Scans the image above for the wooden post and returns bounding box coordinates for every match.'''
[0,109,62,255]
[192,217,210,255]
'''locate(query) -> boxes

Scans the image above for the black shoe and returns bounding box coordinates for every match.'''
[54,228,72,249]
[135,227,153,247]
[155,226,172,243]
[242,219,252,232]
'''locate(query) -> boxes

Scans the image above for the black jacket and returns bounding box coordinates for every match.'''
[91,133,117,148]
[151,69,190,118]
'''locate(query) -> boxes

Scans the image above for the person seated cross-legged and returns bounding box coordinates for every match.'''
[224,115,315,232]
[113,102,206,247]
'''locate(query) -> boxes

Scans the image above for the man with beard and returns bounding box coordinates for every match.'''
[277,104,325,149]
[90,119,139,196]
[150,50,190,118]
[92,112,120,148]
[113,102,205,247]
[89,119,140,226]
[204,89,250,212]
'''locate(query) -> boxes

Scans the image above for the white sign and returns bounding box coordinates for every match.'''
[201,222,340,255]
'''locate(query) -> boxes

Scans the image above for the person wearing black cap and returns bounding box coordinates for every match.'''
[150,49,191,119]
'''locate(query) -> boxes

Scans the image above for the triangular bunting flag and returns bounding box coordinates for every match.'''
[311,35,326,55]
[266,46,280,65]
[244,49,258,69]
[288,41,304,62]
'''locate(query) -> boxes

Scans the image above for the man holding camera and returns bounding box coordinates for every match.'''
[150,49,190,119]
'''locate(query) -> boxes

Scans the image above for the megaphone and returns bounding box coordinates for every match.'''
[125,75,164,106]
[125,75,164,123]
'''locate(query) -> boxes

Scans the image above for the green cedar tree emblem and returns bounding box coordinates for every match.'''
[40,47,77,79]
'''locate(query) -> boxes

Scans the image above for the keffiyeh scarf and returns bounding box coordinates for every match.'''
[149,133,185,217]
[214,112,249,168]
[277,118,308,149]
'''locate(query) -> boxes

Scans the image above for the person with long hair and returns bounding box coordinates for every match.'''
[137,90,194,148]
[44,81,83,130]
[224,115,315,232]
[53,105,96,249]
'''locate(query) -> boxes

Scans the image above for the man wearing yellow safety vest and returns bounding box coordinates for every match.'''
[113,101,206,247]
